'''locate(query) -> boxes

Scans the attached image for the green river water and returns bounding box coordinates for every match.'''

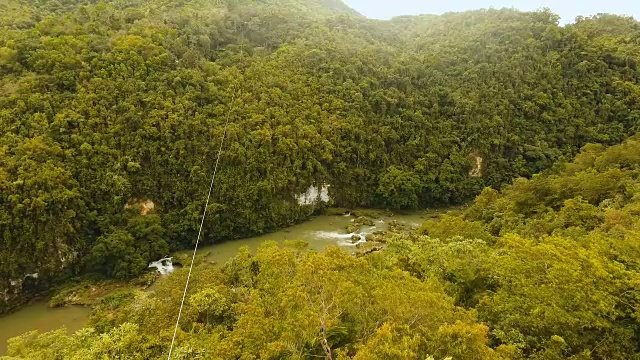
[0,302,91,355]
[0,213,427,355]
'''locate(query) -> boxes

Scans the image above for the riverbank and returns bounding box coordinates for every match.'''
[0,210,435,355]
[0,301,91,355]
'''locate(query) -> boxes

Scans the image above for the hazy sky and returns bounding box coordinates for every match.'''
[343,0,640,24]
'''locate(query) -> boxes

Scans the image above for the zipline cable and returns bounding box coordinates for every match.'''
[167,93,236,359]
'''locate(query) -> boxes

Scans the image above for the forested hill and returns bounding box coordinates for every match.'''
[5,130,640,360]
[1,0,640,309]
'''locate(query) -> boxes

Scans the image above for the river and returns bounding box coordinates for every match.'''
[0,301,90,355]
[197,212,426,264]
[0,212,427,355]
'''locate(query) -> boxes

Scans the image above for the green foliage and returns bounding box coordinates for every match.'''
[2,244,501,359]
[86,230,147,279]
[4,324,159,360]
[2,0,640,358]
[2,0,640,300]
[347,323,423,360]
[0,136,85,290]
[378,166,422,209]
[188,287,233,326]
[419,214,494,243]
[6,134,640,359]
[388,135,640,359]
[479,234,638,358]
[84,213,168,279]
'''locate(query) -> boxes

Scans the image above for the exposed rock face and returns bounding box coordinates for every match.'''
[296,185,330,206]
[469,154,483,177]
[2,273,46,314]
[2,241,79,314]
[125,199,156,215]
[148,258,175,275]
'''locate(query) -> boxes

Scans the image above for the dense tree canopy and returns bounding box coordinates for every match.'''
[408,135,640,359]
[1,0,640,331]
[5,134,640,359]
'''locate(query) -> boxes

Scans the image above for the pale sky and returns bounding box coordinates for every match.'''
[343,0,640,24]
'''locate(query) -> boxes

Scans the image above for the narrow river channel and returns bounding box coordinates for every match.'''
[0,212,427,355]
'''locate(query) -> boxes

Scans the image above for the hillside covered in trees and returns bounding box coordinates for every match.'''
[1,0,640,331]
[4,132,640,358]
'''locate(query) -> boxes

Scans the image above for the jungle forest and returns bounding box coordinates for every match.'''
[1,0,640,359]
